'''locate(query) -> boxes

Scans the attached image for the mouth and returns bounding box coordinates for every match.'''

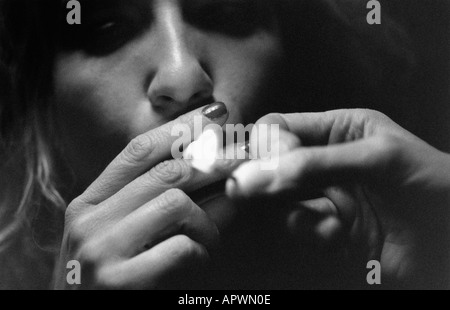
[173,96,218,120]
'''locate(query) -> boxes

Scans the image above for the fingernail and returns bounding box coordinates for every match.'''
[225,176,239,199]
[202,102,228,121]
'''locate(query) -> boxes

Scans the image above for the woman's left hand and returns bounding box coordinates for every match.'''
[227,109,450,289]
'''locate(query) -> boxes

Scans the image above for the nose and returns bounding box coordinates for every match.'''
[149,59,213,112]
[147,3,213,116]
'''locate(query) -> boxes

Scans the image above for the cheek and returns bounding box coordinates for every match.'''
[51,53,157,186]
[207,33,284,121]
[52,53,153,139]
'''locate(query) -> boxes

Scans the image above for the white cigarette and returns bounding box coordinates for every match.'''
[183,128,221,174]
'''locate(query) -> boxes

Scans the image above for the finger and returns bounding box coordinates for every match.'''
[79,102,229,205]
[250,128,301,160]
[286,198,341,240]
[250,116,301,158]
[94,143,248,218]
[287,208,345,247]
[104,235,209,289]
[297,197,339,216]
[101,189,219,257]
[315,216,345,244]
[206,140,251,174]
[227,135,396,200]
[346,185,383,261]
[324,186,359,226]
[255,111,337,146]
[257,110,402,146]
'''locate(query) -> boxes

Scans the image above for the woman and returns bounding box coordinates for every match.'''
[0,0,438,289]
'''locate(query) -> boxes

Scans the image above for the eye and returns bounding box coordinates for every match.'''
[187,1,266,37]
[96,21,117,33]
[80,16,143,55]
[57,1,152,56]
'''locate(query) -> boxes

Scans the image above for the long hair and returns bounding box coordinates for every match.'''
[0,0,66,289]
[0,0,414,289]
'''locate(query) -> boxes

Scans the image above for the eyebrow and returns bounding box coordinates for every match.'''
[77,0,125,6]
[65,0,147,15]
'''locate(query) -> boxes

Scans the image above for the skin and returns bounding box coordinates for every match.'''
[51,0,450,289]
[53,0,284,289]
[229,109,450,289]
[53,0,283,189]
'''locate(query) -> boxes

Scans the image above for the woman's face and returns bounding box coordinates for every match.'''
[52,0,284,188]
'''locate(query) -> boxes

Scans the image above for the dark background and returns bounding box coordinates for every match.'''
[383,0,450,151]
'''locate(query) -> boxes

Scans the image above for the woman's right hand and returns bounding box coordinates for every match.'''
[53,103,235,290]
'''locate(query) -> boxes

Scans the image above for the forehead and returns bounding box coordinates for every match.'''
[72,0,251,4]
[61,0,267,20]
[63,0,254,11]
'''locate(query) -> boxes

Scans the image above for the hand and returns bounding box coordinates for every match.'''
[227,109,450,288]
[54,103,243,290]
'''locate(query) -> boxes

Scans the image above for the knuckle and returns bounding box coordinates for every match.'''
[164,188,191,206]
[123,134,157,163]
[352,109,383,119]
[65,198,86,223]
[77,240,106,271]
[74,238,123,288]
[370,134,403,167]
[150,160,192,185]
[94,266,124,290]
[157,189,192,215]
[365,109,388,120]
[170,235,209,264]
[67,216,91,247]
[354,109,392,127]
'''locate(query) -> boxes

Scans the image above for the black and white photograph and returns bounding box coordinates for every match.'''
[0,0,449,292]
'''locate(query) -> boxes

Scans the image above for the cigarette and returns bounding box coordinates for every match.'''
[183,129,250,174]
[183,128,221,174]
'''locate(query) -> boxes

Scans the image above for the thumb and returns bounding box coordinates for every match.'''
[227,135,397,200]
[250,114,302,159]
